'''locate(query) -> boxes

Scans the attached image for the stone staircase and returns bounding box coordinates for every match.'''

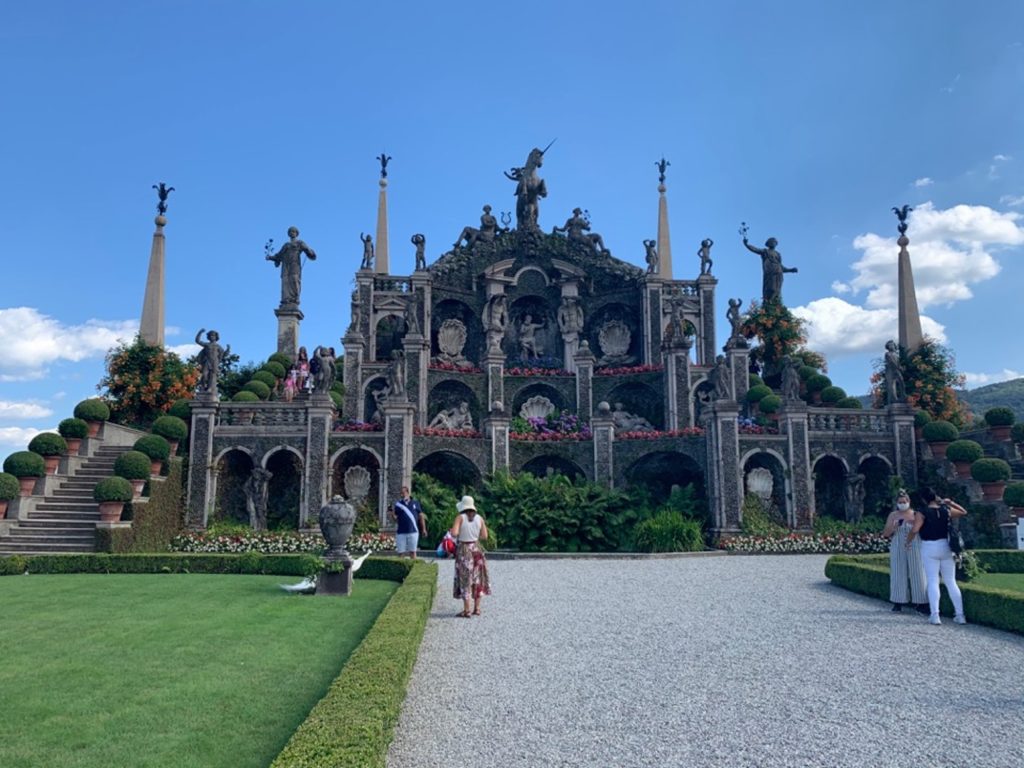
[0,424,146,556]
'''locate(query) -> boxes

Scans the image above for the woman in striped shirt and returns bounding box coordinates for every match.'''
[882,490,927,613]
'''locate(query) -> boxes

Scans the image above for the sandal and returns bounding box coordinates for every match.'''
[472,609,481,616]
[457,611,472,618]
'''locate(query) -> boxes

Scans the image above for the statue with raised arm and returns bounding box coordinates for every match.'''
[643,239,658,274]
[699,238,714,276]
[505,144,551,230]
[359,233,374,270]
[742,231,797,304]
[195,328,229,397]
[518,314,545,359]
[726,298,744,343]
[884,340,907,403]
[483,294,509,354]
[266,227,317,307]
[454,205,501,250]
[411,233,427,270]
[243,467,273,531]
[554,208,609,255]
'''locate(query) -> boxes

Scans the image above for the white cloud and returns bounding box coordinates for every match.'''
[792,298,945,359]
[0,426,49,453]
[1000,194,1024,208]
[993,154,1013,162]
[167,343,201,359]
[0,307,137,381]
[963,369,1024,388]
[914,177,934,187]
[830,281,851,294]
[0,400,54,420]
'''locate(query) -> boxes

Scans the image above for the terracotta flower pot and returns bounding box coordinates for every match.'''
[65,438,82,456]
[1010,506,1024,519]
[18,477,38,497]
[167,440,179,457]
[150,460,162,477]
[0,500,8,518]
[953,460,972,478]
[980,481,1006,502]
[129,479,145,499]
[929,441,950,460]
[86,420,102,438]
[989,425,1012,442]
[44,456,60,475]
[98,501,124,522]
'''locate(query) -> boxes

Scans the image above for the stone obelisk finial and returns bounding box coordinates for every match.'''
[375,152,391,274]
[655,158,673,279]
[140,183,174,346]
[893,205,924,354]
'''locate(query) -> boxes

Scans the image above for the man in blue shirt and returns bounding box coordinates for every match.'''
[392,485,426,559]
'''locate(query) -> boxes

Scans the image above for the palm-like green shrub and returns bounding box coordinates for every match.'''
[945,440,984,463]
[243,380,272,400]
[820,386,847,404]
[634,511,704,552]
[74,398,111,422]
[759,394,782,414]
[3,451,46,478]
[133,435,170,462]
[922,420,959,443]
[836,397,863,409]
[232,390,260,403]
[261,361,287,379]
[0,472,20,501]
[114,451,153,480]
[1002,482,1024,507]
[94,476,133,503]
[167,399,192,420]
[970,458,1011,483]
[746,384,772,404]
[151,415,188,441]
[806,374,832,394]
[28,432,67,457]
[984,407,1015,427]
[914,410,932,428]
[58,418,89,439]
[252,370,278,389]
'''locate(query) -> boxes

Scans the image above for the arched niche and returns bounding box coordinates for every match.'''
[858,455,893,519]
[432,298,482,365]
[331,447,381,526]
[506,295,558,366]
[511,381,567,419]
[587,302,641,368]
[813,455,847,520]
[374,313,404,362]
[522,455,586,481]
[363,376,389,425]
[413,450,482,492]
[427,379,481,430]
[742,450,790,526]
[606,381,664,430]
[264,448,303,530]
[625,451,706,506]
[214,448,254,526]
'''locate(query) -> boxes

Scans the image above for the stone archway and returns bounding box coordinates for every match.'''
[264,448,303,530]
[374,313,404,362]
[363,376,389,425]
[607,381,664,430]
[625,451,706,507]
[507,295,558,366]
[414,450,482,492]
[742,450,789,527]
[859,455,893,519]
[214,448,254,526]
[522,455,586,481]
[331,447,382,526]
[813,455,847,520]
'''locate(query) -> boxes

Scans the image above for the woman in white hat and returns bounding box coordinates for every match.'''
[451,495,491,617]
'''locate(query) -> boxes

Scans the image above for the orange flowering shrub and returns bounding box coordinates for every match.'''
[741,299,822,373]
[99,335,199,428]
[871,337,967,426]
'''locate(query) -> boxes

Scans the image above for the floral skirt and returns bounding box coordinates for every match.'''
[453,541,491,600]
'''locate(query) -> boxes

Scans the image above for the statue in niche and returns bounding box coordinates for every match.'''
[553,208,610,255]
[386,350,406,399]
[699,238,714,276]
[505,143,552,230]
[518,314,545,359]
[668,301,691,347]
[725,298,746,349]
[411,233,427,271]
[708,355,732,401]
[611,402,655,435]
[597,320,636,366]
[557,296,584,341]
[780,355,802,402]
[884,340,907,403]
[482,294,509,354]
[643,239,658,274]
[429,401,474,431]
[369,387,388,425]
[312,346,337,394]
[434,318,471,368]
[403,296,420,336]
[845,473,866,522]
[454,205,502,250]
[266,227,317,307]
[741,227,797,304]
[195,328,229,397]
[359,233,375,270]
[243,467,273,531]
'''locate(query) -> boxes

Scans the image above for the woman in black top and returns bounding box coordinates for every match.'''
[906,487,967,625]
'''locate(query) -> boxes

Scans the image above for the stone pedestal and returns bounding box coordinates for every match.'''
[484,353,505,413]
[708,401,742,533]
[725,345,750,406]
[779,402,812,529]
[304,397,334,526]
[574,342,595,417]
[889,403,918,490]
[275,306,304,360]
[592,403,616,488]
[403,333,430,427]
[640,276,664,365]
[186,400,218,529]
[342,334,365,421]
[317,558,354,596]
[381,400,415,527]
[662,341,693,430]
[484,413,510,473]
[696,275,717,366]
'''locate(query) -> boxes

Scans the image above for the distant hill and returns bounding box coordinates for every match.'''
[960,378,1024,420]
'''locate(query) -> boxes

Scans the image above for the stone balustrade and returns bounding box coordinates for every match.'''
[807,408,888,434]
[214,402,310,428]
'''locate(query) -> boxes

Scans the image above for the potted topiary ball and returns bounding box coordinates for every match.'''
[151,415,188,456]
[168,398,193,421]
[73,398,111,437]
[913,410,932,440]
[1012,423,1024,455]
[28,432,68,475]
[759,394,782,419]
[836,397,863,409]
[268,353,293,369]
[231,389,259,424]
[243,379,272,400]
[93,476,133,522]
[261,360,288,381]
[1003,481,1024,518]
[921,420,959,460]
[3,451,46,496]
[58,417,90,456]
[970,457,1012,502]
[133,435,171,476]
[746,384,772,416]
[820,386,847,406]
[945,439,984,478]
[805,374,832,405]
[113,450,153,498]
[984,406,1015,442]
[0,472,20,518]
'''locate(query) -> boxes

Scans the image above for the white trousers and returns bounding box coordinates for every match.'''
[920,539,964,618]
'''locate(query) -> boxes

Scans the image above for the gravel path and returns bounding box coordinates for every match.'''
[387,555,1024,768]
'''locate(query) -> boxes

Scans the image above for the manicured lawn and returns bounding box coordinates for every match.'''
[0,574,397,768]
[975,572,1024,594]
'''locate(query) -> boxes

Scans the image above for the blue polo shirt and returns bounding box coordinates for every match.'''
[394,498,422,534]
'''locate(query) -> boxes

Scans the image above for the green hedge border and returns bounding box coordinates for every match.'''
[825,551,1024,635]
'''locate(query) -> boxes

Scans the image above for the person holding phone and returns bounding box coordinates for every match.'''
[906,487,968,625]
[882,489,927,613]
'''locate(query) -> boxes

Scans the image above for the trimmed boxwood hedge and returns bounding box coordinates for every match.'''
[914,410,932,428]
[798,365,818,381]
[1002,482,1024,508]
[232,390,260,403]
[820,385,847,404]
[945,440,984,463]
[806,374,832,393]
[134,435,171,462]
[970,457,1011,483]
[748,373,764,388]
[267,354,293,369]
[252,370,278,389]
[825,553,1024,635]
[28,432,67,456]
[261,360,288,379]
[984,406,1015,427]
[836,397,863,409]
[759,394,782,414]
[94,476,133,503]
[329,390,344,410]
[168,399,193,420]
[0,552,321,577]
[114,451,153,480]
[0,472,20,501]
[243,380,272,400]
[58,417,89,439]
[3,451,45,478]
[746,384,772,403]
[74,398,110,422]
[152,415,188,441]
[922,420,959,443]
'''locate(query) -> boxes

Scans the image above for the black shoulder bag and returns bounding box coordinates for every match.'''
[942,504,965,554]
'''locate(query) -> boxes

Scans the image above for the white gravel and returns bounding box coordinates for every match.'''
[387,555,1024,768]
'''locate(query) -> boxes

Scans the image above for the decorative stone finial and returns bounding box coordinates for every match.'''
[376,152,391,179]
[152,182,174,215]
[656,157,670,185]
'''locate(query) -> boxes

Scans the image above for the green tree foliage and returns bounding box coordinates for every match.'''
[871,338,967,426]
[99,336,198,428]
[217,359,261,401]
[959,378,1024,422]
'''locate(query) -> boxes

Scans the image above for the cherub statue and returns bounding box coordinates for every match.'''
[194,328,229,397]
[643,239,658,274]
[411,233,427,270]
[360,233,374,270]
[699,238,714,276]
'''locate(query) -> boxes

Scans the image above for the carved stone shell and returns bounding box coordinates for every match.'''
[437,319,468,358]
[598,320,631,358]
[343,466,371,501]
[519,395,556,420]
[746,467,774,500]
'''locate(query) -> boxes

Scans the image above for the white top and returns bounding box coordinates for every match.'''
[456,513,484,542]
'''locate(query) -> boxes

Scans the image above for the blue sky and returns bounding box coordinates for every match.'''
[2,1,1023,461]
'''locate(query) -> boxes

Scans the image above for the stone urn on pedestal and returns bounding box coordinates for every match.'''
[317,495,356,596]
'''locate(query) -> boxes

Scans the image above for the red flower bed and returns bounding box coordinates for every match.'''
[509,432,591,442]
[429,362,483,373]
[505,366,574,377]
[616,427,705,440]
[595,364,664,376]
[333,421,382,432]
[413,427,482,438]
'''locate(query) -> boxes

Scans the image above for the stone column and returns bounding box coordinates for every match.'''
[574,341,595,418]
[592,401,616,488]
[780,402,812,529]
[140,214,167,346]
[381,400,414,528]
[303,396,334,527]
[889,403,918,490]
[341,335,365,421]
[696,275,717,367]
[726,344,750,405]
[403,333,430,427]
[484,410,510,474]
[185,398,218,529]
[275,307,303,360]
[641,277,664,365]
[709,401,742,533]
[661,339,693,430]
[484,352,505,415]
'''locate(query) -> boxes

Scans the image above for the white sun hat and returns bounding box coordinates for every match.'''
[456,495,477,513]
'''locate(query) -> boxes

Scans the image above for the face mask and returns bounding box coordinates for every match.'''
[897,502,910,511]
